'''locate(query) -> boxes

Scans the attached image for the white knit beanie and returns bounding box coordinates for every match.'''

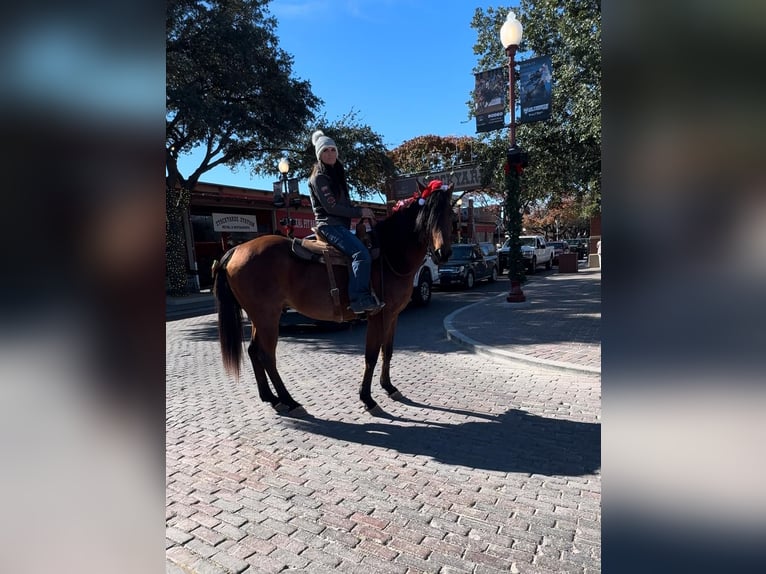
[312,130,338,161]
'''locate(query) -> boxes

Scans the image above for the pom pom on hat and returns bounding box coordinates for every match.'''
[312,130,338,161]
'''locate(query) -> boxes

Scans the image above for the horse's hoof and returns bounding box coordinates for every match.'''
[388,390,403,400]
[366,403,385,417]
[286,405,307,417]
[273,402,290,413]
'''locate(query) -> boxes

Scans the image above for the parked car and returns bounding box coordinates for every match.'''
[498,235,554,274]
[478,242,499,270]
[519,235,554,273]
[547,240,570,265]
[498,238,511,274]
[566,238,589,260]
[438,243,498,289]
[411,252,440,306]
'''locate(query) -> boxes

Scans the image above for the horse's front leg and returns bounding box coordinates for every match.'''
[360,315,386,412]
[379,316,403,400]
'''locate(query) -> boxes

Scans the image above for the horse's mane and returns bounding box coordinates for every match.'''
[374,189,451,247]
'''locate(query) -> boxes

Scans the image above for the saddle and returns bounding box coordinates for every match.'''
[290,223,380,322]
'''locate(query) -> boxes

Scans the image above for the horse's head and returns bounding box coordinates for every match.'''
[415,180,454,264]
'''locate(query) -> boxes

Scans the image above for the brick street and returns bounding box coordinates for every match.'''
[167,283,601,573]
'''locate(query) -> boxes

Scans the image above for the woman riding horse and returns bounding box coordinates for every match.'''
[308,130,384,315]
[213,177,454,416]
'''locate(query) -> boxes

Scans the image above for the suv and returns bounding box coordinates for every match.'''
[411,252,440,306]
[438,243,498,289]
[479,242,499,270]
[498,238,511,274]
[567,238,589,260]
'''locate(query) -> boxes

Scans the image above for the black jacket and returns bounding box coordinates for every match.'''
[308,164,362,228]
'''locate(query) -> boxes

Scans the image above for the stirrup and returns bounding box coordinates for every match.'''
[349,295,385,315]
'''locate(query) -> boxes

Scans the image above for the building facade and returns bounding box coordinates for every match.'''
[184,181,386,290]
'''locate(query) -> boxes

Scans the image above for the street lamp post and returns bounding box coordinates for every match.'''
[500,10,527,303]
[456,198,463,243]
[277,158,294,238]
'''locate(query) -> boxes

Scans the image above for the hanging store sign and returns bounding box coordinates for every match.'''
[390,165,482,200]
[212,212,258,232]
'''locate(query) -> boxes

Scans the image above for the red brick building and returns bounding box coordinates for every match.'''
[183,181,387,290]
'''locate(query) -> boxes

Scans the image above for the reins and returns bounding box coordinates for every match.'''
[382,251,418,278]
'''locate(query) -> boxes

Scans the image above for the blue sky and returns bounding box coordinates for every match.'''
[176,0,508,193]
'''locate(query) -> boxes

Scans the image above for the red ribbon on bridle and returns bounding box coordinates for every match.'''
[393,179,447,212]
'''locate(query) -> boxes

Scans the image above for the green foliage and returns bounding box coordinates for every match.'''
[254,109,396,200]
[504,170,527,283]
[166,0,321,191]
[523,195,591,238]
[388,135,508,209]
[165,0,322,294]
[470,1,601,218]
[388,135,477,175]
[166,189,189,296]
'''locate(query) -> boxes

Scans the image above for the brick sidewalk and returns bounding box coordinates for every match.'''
[445,269,601,375]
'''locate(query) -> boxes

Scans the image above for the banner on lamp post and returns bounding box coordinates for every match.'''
[519,55,552,123]
[474,66,506,133]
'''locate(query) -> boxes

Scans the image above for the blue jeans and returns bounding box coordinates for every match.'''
[317,224,372,304]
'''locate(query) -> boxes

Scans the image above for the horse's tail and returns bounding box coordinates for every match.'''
[212,251,242,380]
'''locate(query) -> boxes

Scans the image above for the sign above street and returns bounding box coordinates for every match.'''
[390,164,483,200]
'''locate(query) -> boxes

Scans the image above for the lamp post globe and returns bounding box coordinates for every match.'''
[278,158,290,175]
[500,11,523,49]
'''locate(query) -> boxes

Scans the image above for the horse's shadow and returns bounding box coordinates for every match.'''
[286,404,600,477]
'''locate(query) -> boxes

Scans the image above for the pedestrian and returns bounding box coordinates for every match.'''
[308,130,385,315]
[597,238,602,268]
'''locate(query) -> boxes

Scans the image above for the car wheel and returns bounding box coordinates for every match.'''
[464,270,475,289]
[545,255,553,270]
[412,271,432,306]
[489,265,498,282]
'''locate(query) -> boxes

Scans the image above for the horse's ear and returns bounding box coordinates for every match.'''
[416,180,426,192]
[447,182,455,192]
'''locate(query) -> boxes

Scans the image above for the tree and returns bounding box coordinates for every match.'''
[523,195,591,238]
[166,0,320,295]
[254,109,396,201]
[388,135,501,207]
[470,1,601,218]
[388,135,475,176]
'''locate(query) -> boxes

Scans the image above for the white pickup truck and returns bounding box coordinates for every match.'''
[519,235,554,274]
[411,252,440,306]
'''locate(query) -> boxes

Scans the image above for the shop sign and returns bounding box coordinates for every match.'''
[391,164,482,200]
[212,212,258,232]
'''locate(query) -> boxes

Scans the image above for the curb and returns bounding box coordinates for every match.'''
[166,294,216,321]
[443,293,601,376]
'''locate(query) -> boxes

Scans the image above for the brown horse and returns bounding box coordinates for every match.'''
[212,180,454,416]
